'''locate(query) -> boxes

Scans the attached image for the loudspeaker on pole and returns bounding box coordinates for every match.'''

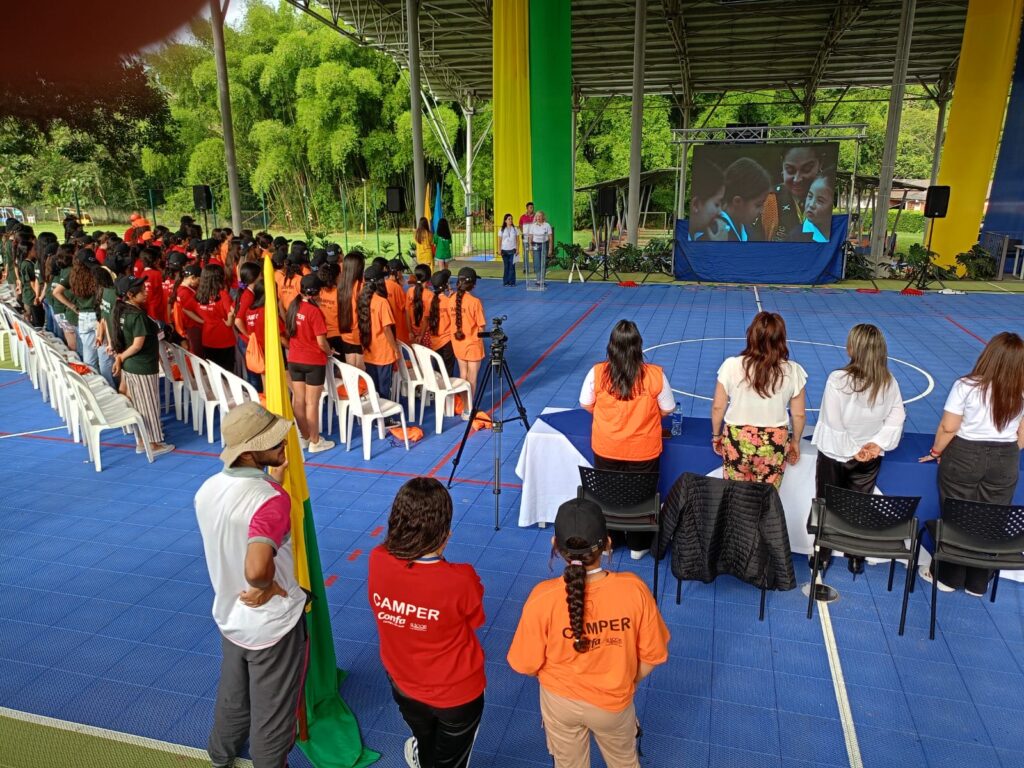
[596,187,616,217]
[924,185,950,219]
[193,184,213,211]
[385,186,406,214]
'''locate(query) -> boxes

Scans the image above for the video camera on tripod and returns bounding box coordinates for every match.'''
[477,315,508,355]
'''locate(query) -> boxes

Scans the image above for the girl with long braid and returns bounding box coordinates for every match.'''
[427,269,456,376]
[407,263,432,346]
[357,264,400,398]
[337,252,365,368]
[508,498,669,768]
[448,267,485,416]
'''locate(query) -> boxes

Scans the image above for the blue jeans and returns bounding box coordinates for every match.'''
[365,362,394,402]
[43,301,57,336]
[78,313,99,371]
[531,242,548,284]
[501,250,516,285]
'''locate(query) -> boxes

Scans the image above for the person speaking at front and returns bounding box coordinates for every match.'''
[367,477,486,768]
[507,498,670,768]
[579,320,676,559]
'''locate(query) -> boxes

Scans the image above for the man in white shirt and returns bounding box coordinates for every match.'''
[195,402,306,768]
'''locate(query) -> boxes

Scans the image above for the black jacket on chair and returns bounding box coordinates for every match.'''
[658,473,797,591]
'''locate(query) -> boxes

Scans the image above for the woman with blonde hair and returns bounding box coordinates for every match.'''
[711,312,807,488]
[811,324,905,573]
[528,210,553,288]
[920,332,1024,595]
[414,217,434,268]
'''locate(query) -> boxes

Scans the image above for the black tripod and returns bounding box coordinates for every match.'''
[903,225,946,291]
[587,214,622,282]
[447,319,529,530]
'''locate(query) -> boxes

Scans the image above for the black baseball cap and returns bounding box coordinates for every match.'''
[300,273,324,294]
[75,249,99,265]
[115,275,147,296]
[167,251,188,268]
[554,498,607,557]
[388,258,405,272]
[183,263,202,277]
[273,236,290,249]
[430,269,451,289]
[311,249,327,268]
[458,267,478,281]
[363,264,385,281]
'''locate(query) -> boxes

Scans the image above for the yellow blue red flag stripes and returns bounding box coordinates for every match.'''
[263,254,379,768]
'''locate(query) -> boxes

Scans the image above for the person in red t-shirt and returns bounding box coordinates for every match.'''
[195,264,236,371]
[139,246,165,323]
[368,477,486,768]
[170,263,204,354]
[285,273,334,454]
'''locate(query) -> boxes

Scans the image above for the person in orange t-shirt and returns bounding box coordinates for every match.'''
[337,252,364,368]
[385,258,410,344]
[427,269,456,376]
[579,320,676,560]
[448,267,485,415]
[316,260,342,357]
[357,264,399,399]
[508,499,669,768]
[407,263,432,346]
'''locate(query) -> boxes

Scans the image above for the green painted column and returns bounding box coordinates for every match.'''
[529,0,573,252]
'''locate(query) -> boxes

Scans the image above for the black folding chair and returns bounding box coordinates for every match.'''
[914,497,1024,640]
[805,486,920,634]
[578,467,661,602]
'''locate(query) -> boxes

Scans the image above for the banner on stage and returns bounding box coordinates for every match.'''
[689,142,840,244]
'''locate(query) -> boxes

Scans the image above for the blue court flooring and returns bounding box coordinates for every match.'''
[3,280,1024,767]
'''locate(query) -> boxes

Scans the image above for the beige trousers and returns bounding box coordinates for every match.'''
[539,687,640,768]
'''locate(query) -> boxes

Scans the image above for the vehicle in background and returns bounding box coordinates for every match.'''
[0,205,26,224]
[59,207,94,227]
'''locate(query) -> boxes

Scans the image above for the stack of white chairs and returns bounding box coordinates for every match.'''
[411,343,472,434]
[157,341,190,423]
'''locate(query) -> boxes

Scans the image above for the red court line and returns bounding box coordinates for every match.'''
[0,376,28,390]
[370,526,384,537]
[324,574,338,587]
[945,315,987,345]
[347,549,363,562]
[427,297,608,477]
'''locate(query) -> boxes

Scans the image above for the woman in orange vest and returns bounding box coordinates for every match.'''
[449,267,485,415]
[579,320,676,559]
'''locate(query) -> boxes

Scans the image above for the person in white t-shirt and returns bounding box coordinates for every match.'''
[529,210,554,288]
[811,324,905,574]
[919,332,1024,595]
[194,402,306,768]
[711,311,807,489]
[499,213,520,286]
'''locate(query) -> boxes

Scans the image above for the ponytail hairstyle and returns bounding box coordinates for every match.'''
[551,498,608,654]
[236,262,261,312]
[453,269,477,341]
[338,253,364,334]
[411,264,431,327]
[195,264,226,305]
[285,294,303,340]
[357,269,388,349]
[383,477,453,561]
[428,270,450,335]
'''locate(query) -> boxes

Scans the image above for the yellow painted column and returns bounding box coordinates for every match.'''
[929,0,1024,266]
[492,0,532,246]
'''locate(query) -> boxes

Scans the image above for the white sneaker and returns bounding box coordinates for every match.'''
[298,436,309,450]
[919,565,955,592]
[965,587,987,598]
[630,549,650,561]
[404,737,420,768]
[307,437,335,454]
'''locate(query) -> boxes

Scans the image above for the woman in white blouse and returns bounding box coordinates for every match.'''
[529,210,553,289]
[811,324,905,574]
[498,213,519,286]
[711,312,807,489]
[919,332,1024,595]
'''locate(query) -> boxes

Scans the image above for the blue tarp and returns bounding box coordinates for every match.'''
[673,214,848,284]
[982,31,1024,242]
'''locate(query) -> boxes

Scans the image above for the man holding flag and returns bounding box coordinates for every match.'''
[194,254,378,768]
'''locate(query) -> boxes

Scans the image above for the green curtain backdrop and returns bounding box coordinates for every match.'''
[529,0,573,251]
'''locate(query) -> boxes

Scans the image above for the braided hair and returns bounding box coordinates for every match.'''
[428,272,449,335]
[555,536,605,653]
[357,273,387,350]
[453,272,476,341]
[383,477,453,561]
[411,264,431,327]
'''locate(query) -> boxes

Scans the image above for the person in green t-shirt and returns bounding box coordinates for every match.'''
[112,275,173,458]
[435,217,453,271]
[93,268,118,388]
[18,243,43,327]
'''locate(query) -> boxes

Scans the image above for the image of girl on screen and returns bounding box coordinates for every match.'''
[687,158,727,241]
[796,173,835,243]
[718,158,771,242]
[760,145,824,241]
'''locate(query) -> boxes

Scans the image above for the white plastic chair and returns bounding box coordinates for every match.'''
[66,371,153,471]
[325,359,350,442]
[336,361,409,460]
[412,343,472,434]
[0,303,20,369]
[208,363,260,435]
[395,341,426,423]
[158,342,190,422]
[184,351,222,443]
[169,345,204,434]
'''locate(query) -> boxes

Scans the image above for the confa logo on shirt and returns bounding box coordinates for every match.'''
[372,593,441,630]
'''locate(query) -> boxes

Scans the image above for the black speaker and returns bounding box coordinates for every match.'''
[596,187,616,217]
[385,186,406,214]
[193,184,213,211]
[924,185,950,218]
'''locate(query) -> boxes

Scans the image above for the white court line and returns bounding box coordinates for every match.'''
[753,285,763,312]
[816,601,864,768]
[986,281,1012,293]
[0,706,254,767]
[0,426,65,439]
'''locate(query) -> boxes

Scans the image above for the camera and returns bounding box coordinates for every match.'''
[478,315,508,355]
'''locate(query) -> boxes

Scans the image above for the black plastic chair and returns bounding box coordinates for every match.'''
[578,466,661,602]
[806,485,920,635]
[914,497,1024,640]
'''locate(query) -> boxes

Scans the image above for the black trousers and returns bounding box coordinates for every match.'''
[934,436,1020,592]
[390,685,484,768]
[814,452,882,562]
[592,454,660,551]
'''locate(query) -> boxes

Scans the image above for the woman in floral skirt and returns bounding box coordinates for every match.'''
[710,312,807,488]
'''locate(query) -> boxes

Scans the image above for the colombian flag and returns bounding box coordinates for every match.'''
[263,254,379,768]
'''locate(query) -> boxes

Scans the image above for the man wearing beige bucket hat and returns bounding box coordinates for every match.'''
[195,401,308,768]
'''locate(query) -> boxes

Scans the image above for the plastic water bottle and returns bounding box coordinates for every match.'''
[671,403,683,437]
